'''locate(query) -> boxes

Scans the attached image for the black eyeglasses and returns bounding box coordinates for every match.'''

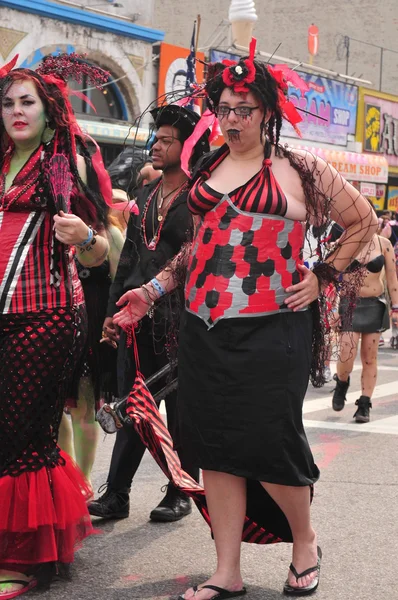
[215,105,260,118]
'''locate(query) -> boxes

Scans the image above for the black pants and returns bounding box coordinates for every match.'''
[107,320,199,493]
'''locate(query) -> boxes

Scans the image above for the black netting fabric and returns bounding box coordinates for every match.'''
[279,147,374,386]
[0,306,87,477]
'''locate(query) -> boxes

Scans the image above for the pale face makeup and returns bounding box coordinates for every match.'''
[2,79,47,150]
[217,87,265,148]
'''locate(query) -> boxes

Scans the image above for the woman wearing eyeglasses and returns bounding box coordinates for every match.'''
[113,42,377,599]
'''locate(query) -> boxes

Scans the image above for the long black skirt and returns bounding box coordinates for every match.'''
[178,310,319,487]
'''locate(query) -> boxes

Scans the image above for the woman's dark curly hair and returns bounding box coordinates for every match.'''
[204,59,284,153]
[0,67,108,228]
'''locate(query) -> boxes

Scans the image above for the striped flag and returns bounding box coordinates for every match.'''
[185,22,200,114]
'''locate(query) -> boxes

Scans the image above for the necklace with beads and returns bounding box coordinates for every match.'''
[141,179,189,251]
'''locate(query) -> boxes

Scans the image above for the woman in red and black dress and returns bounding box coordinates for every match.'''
[113,45,378,599]
[0,55,111,598]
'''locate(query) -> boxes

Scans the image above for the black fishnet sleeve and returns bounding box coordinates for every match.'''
[281,147,378,386]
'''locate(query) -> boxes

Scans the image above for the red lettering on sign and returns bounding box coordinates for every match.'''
[308,82,325,94]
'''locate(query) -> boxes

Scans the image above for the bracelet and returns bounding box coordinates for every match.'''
[78,226,96,248]
[392,304,398,310]
[141,286,155,307]
[149,277,166,297]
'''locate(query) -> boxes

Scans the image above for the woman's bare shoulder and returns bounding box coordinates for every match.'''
[279,146,329,172]
[380,235,394,252]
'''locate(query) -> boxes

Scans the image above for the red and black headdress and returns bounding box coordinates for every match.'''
[206,38,309,135]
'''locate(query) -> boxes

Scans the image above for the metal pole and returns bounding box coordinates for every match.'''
[380,47,384,91]
[345,36,350,76]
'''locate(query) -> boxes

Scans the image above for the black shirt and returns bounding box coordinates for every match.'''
[106,177,192,317]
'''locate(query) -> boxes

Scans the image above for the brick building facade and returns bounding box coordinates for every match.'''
[152,0,398,96]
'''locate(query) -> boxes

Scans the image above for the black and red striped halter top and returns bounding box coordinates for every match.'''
[188,145,287,217]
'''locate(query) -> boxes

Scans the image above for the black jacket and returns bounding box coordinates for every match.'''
[106,177,193,317]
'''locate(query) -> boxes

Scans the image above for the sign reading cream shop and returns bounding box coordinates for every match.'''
[288,145,388,184]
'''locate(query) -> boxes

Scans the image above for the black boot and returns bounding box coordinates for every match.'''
[332,374,350,411]
[88,485,130,519]
[353,395,372,423]
[149,483,192,522]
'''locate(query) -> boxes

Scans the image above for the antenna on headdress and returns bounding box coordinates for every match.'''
[265,44,281,65]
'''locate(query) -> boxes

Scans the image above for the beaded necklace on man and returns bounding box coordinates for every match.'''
[141,179,188,251]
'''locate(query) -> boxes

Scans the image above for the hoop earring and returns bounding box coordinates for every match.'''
[42,122,55,145]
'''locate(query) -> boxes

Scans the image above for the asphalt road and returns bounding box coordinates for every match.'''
[34,340,398,600]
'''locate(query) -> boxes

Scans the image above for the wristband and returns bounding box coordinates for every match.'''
[392,304,398,310]
[150,278,166,297]
[77,226,93,247]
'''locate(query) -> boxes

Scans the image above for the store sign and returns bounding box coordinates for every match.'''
[364,95,398,167]
[326,157,387,182]
[360,182,376,196]
[78,119,150,145]
[368,184,386,211]
[282,73,358,145]
[209,49,240,63]
[292,146,389,183]
[387,186,398,212]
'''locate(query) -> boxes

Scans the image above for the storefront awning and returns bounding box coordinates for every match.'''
[77,119,150,146]
[289,144,389,184]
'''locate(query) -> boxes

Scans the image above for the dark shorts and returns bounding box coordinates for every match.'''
[339,295,390,333]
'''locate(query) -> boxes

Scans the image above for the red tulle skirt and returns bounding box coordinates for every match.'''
[0,451,96,566]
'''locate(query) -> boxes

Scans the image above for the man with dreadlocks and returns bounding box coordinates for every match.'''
[89,104,209,523]
[113,39,377,599]
[0,53,115,598]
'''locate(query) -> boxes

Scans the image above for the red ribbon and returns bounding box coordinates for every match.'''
[267,64,310,136]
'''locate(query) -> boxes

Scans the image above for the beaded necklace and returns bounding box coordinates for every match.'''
[141,180,189,251]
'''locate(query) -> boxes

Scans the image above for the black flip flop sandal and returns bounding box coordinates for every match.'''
[283,546,322,596]
[178,584,247,599]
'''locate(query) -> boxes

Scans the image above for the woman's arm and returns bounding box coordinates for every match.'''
[283,151,377,311]
[53,154,110,266]
[112,244,190,330]
[381,237,398,307]
[310,155,378,271]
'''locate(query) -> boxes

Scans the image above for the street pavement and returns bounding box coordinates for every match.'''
[35,341,397,600]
